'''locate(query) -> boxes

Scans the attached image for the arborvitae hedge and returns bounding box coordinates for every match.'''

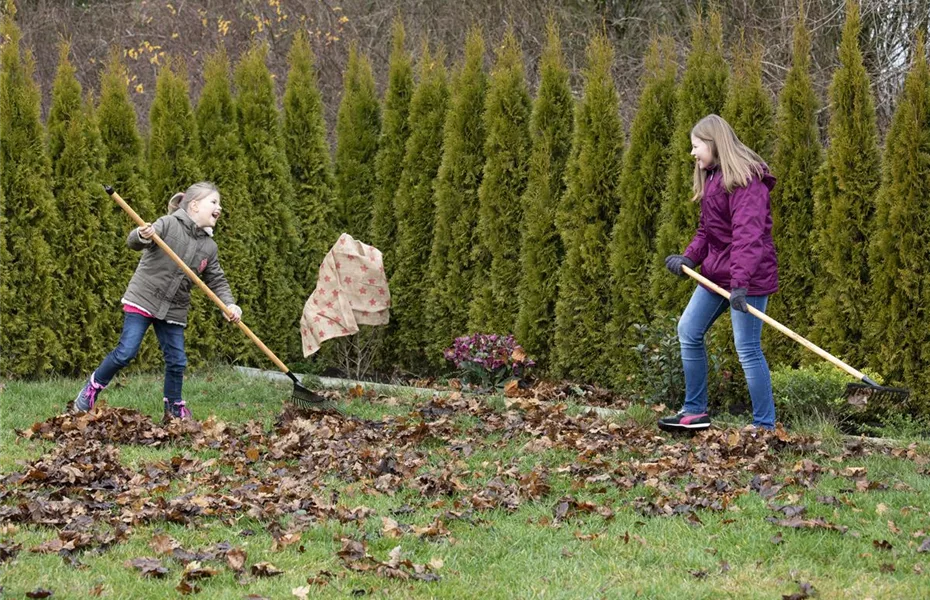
[235,43,303,361]
[867,35,930,398]
[468,28,532,335]
[284,30,337,293]
[334,42,381,239]
[514,20,574,371]
[650,11,728,316]
[809,0,880,366]
[0,11,60,377]
[767,10,822,367]
[196,46,259,364]
[389,45,449,371]
[47,43,115,374]
[371,19,414,276]
[607,36,677,385]
[424,29,488,365]
[722,35,774,160]
[552,33,624,383]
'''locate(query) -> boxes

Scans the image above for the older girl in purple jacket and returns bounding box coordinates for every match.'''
[659,114,778,432]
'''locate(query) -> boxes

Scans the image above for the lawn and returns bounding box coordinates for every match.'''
[0,367,928,599]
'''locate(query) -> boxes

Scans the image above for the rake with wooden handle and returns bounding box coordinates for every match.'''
[682,265,909,405]
[105,185,335,412]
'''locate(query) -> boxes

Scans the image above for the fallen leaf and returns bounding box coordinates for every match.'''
[26,590,53,599]
[251,562,284,577]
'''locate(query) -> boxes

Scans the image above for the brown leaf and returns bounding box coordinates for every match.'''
[872,539,893,551]
[503,380,521,398]
[271,532,302,552]
[251,562,284,577]
[125,557,169,578]
[879,563,895,573]
[337,538,368,564]
[26,590,54,599]
[226,548,247,572]
[150,534,180,555]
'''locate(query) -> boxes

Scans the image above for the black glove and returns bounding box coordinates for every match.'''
[729,287,749,313]
[665,255,696,277]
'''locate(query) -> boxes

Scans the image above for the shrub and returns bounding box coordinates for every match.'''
[770,363,850,425]
[443,333,535,391]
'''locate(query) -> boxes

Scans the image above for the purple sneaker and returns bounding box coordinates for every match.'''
[74,373,105,413]
[658,410,711,432]
[164,398,192,420]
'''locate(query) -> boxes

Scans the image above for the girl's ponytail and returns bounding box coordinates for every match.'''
[167,192,185,214]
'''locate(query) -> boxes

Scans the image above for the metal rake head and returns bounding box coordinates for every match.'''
[844,382,910,408]
[288,374,342,414]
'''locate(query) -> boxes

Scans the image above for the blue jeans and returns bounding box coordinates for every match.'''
[678,285,775,429]
[94,312,187,402]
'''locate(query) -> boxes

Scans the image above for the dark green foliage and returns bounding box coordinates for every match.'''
[766,10,822,367]
[867,35,930,406]
[97,50,160,369]
[424,29,488,366]
[47,43,116,374]
[809,0,880,366]
[650,10,728,316]
[334,42,381,238]
[148,57,215,367]
[0,13,60,376]
[552,34,624,383]
[468,28,532,334]
[607,36,677,386]
[514,20,574,371]
[284,31,337,294]
[371,18,414,276]
[722,35,774,160]
[148,58,202,213]
[235,43,303,361]
[389,45,449,371]
[197,46,259,364]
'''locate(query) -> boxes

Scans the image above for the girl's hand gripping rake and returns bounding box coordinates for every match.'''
[682,265,909,406]
[105,185,335,411]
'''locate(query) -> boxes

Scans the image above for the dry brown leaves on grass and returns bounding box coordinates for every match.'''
[1,391,927,593]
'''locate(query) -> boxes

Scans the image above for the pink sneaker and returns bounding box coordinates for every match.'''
[164,398,192,420]
[74,373,105,413]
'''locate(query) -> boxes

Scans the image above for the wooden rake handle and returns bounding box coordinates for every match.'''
[681,265,869,382]
[105,185,291,375]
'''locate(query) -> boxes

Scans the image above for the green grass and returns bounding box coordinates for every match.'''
[1,367,929,599]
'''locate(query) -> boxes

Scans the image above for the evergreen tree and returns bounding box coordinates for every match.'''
[148,57,201,211]
[514,20,574,370]
[468,28,532,334]
[766,9,822,366]
[722,34,774,160]
[334,42,381,238]
[607,36,677,384]
[650,10,728,315]
[284,30,337,293]
[866,34,930,397]
[196,46,259,364]
[0,10,60,377]
[424,28,488,364]
[371,18,414,276]
[97,50,153,297]
[235,42,303,361]
[148,56,214,366]
[809,0,880,366]
[98,50,160,369]
[47,43,115,373]
[552,33,624,383]
[389,45,449,371]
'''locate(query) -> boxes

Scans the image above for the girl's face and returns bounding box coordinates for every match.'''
[690,135,715,170]
[190,192,222,228]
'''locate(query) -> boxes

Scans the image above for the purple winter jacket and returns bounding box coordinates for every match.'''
[683,167,779,296]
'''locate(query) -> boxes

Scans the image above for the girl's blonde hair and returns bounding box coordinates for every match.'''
[167,181,219,214]
[690,114,766,202]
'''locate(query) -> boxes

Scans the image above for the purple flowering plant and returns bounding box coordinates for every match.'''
[443,333,535,391]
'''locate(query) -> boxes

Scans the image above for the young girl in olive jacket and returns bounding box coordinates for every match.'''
[73,182,242,419]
